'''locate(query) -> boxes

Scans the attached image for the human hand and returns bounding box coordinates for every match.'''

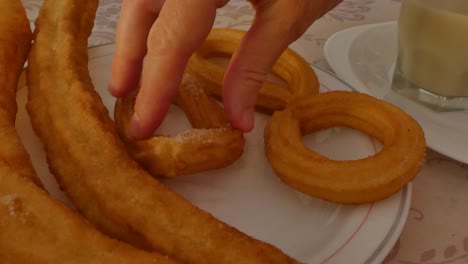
[108,0,343,139]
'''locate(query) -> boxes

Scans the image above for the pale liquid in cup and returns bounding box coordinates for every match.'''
[392,0,468,110]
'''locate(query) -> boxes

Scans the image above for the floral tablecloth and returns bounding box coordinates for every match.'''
[22,1,468,263]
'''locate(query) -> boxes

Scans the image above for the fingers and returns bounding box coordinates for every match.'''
[223,0,342,132]
[108,0,164,97]
[130,0,229,139]
[222,1,301,132]
[111,0,342,137]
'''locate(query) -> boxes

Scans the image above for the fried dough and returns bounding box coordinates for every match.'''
[114,74,245,178]
[0,0,41,187]
[0,1,177,263]
[26,0,297,262]
[187,28,319,113]
[265,91,426,204]
[0,163,176,264]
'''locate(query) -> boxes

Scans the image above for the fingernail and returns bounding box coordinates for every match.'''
[108,82,126,98]
[129,112,143,139]
[239,107,255,132]
[107,72,119,94]
[108,81,122,97]
[108,84,117,96]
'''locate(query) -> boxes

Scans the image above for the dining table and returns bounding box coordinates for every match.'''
[21,0,468,263]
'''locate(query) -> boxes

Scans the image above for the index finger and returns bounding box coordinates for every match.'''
[109,0,164,97]
[129,0,229,139]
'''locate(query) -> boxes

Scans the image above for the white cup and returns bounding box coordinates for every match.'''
[391,0,468,110]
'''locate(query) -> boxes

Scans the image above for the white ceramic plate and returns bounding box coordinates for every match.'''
[17,44,410,264]
[325,22,468,165]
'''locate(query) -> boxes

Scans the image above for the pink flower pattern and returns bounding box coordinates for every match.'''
[326,0,375,22]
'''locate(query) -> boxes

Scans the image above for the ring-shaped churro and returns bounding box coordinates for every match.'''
[187,28,319,113]
[114,75,245,178]
[265,91,426,204]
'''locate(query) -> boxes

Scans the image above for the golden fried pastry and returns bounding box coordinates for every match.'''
[114,74,245,178]
[26,0,298,262]
[0,162,178,264]
[264,91,426,204]
[0,1,177,263]
[0,0,41,187]
[187,28,319,113]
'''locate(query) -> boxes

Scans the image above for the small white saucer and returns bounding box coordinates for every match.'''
[325,22,468,164]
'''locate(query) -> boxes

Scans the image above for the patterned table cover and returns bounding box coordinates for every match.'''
[21,1,468,263]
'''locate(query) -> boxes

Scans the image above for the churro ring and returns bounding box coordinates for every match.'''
[265,91,426,204]
[114,75,245,178]
[187,28,319,113]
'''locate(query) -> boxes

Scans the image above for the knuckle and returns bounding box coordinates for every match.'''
[238,68,268,88]
[147,23,175,52]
